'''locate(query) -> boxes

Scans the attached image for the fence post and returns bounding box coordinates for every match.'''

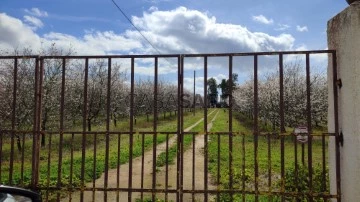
[31,57,43,189]
[328,2,360,201]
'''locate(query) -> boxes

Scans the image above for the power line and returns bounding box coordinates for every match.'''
[111,0,163,55]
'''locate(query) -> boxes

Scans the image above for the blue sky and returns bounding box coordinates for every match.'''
[0,0,349,93]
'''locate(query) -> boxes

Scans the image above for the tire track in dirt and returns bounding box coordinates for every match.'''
[151,110,220,202]
[62,109,217,202]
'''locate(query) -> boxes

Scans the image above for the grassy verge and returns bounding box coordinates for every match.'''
[208,109,329,201]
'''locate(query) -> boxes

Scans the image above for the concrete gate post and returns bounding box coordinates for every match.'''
[328,2,360,201]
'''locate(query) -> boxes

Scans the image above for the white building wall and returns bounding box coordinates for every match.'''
[328,2,360,201]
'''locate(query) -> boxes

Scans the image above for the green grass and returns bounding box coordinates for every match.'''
[0,108,331,201]
[155,109,218,167]
[207,109,330,201]
[0,109,207,200]
[135,197,173,202]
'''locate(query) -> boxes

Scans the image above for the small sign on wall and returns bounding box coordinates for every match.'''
[294,126,308,143]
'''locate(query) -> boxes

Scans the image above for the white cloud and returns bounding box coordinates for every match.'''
[183,76,204,95]
[275,23,290,31]
[0,7,298,73]
[24,15,44,29]
[43,31,143,54]
[296,25,308,32]
[0,13,143,55]
[131,7,293,54]
[24,8,48,17]
[0,13,41,51]
[145,0,171,3]
[252,15,274,25]
[149,6,158,12]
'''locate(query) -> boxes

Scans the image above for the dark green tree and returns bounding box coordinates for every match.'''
[218,73,238,102]
[207,78,218,107]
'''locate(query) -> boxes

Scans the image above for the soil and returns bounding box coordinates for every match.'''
[151,110,219,202]
[62,109,219,202]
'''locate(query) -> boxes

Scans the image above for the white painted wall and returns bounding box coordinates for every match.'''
[328,2,360,201]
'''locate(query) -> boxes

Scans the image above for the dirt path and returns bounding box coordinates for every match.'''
[63,109,218,202]
[152,110,220,202]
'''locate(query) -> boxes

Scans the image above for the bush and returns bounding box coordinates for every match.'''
[283,164,329,201]
[219,168,252,201]
[135,197,171,202]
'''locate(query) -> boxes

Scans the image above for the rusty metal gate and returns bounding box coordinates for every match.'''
[0,50,341,201]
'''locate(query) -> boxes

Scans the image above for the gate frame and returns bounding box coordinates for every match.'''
[0,50,341,201]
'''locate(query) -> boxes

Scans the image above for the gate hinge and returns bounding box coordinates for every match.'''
[339,132,344,147]
[336,79,342,88]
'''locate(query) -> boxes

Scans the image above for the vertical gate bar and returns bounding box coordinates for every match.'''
[9,120,14,184]
[0,131,2,184]
[20,133,25,185]
[217,133,220,201]
[294,133,299,201]
[128,57,135,202]
[332,52,341,202]
[141,133,145,201]
[192,133,195,202]
[228,55,234,200]
[92,133,97,202]
[152,57,158,201]
[253,54,259,202]
[193,70,196,116]
[80,58,89,202]
[180,55,185,202]
[165,133,169,201]
[69,133,74,202]
[302,143,305,165]
[116,133,121,202]
[305,53,313,202]
[31,57,39,189]
[57,57,66,201]
[36,58,44,186]
[279,54,285,133]
[321,134,326,201]
[104,57,112,202]
[9,58,18,185]
[203,56,208,202]
[241,132,246,202]
[267,133,272,198]
[280,135,285,202]
[33,57,43,188]
[279,53,285,202]
[45,133,52,202]
[176,56,181,202]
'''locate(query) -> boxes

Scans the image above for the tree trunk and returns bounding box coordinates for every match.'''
[272,120,276,131]
[87,119,92,131]
[113,114,117,127]
[41,119,46,147]
[280,125,286,133]
[17,136,22,152]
